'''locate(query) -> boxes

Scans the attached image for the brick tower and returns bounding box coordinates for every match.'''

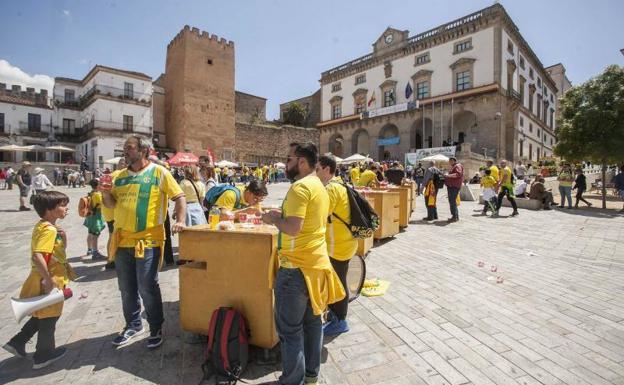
[164,26,235,158]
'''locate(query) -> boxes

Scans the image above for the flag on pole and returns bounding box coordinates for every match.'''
[368,91,376,107]
[405,82,413,99]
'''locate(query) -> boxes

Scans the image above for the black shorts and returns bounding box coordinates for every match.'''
[19,186,30,197]
[107,221,114,233]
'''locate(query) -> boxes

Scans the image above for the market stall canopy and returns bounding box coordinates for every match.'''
[340,153,373,164]
[46,145,75,152]
[274,162,286,169]
[0,144,30,152]
[333,156,344,163]
[215,160,239,168]
[104,157,123,165]
[420,154,450,163]
[167,152,199,166]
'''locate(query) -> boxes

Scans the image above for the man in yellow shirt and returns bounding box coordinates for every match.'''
[349,164,360,184]
[209,180,267,220]
[355,164,378,187]
[496,159,519,216]
[486,159,500,182]
[101,136,186,350]
[316,154,357,336]
[262,143,344,385]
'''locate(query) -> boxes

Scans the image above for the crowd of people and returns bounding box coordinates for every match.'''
[3,137,624,382]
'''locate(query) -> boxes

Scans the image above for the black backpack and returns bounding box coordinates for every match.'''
[433,171,446,189]
[201,307,250,385]
[330,181,379,239]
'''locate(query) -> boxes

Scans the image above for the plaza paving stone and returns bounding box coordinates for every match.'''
[0,183,623,384]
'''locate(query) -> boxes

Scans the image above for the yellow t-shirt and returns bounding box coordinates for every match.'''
[242,166,250,177]
[254,168,263,180]
[90,191,103,210]
[262,165,269,177]
[489,165,500,182]
[481,175,497,189]
[356,169,377,187]
[326,177,357,261]
[112,163,183,247]
[279,175,329,264]
[31,220,67,266]
[214,186,247,210]
[500,166,513,187]
[101,169,122,222]
[179,179,206,203]
[349,167,360,183]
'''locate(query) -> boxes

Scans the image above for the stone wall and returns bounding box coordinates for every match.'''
[235,91,266,124]
[235,122,319,164]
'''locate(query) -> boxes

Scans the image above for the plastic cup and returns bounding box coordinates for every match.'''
[238,213,248,223]
[253,216,262,225]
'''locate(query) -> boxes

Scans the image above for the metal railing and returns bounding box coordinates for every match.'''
[322,6,494,77]
[53,84,151,108]
[18,122,53,136]
[507,89,521,101]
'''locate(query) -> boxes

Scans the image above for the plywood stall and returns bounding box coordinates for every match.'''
[178,224,279,349]
[376,186,411,227]
[360,190,400,239]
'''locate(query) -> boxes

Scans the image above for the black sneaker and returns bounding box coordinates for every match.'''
[2,341,26,358]
[147,329,162,349]
[511,211,519,216]
[104,261,116,270]
[112,326,144,346]
[32,347,66,369]
[19,206,31,211]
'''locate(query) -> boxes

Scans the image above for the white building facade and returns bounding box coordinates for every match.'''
[318,4,558,165]
[52,65,153,169]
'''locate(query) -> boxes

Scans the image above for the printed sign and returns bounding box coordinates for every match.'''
[404,146,457,166]
[377,136,400,146]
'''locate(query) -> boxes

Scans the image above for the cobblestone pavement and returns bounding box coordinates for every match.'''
[0,184,623,385]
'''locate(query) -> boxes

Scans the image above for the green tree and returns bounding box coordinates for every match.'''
[282,102,308,127]
[555,65,624,209]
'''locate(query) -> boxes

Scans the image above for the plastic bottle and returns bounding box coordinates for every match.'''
[209,207,220,229]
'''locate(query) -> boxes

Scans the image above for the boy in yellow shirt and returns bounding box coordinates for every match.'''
[3,191,75,369]
[84,179,106,259]
[480,169,498,216]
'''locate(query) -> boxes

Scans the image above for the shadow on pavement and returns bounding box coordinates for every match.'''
[0,300,281,385]
[554,207,622,219]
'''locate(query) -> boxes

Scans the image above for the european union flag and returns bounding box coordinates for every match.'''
[405,82,413,99]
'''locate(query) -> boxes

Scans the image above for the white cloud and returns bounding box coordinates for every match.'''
[0,59,54,93]
[62,10,70,16]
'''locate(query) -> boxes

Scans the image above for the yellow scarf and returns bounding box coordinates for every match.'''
[108,226,166,268]
[268,251,345,316]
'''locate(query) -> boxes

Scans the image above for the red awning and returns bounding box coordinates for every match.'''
[166,152,199,166]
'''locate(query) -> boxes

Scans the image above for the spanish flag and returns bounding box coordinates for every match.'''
[368,91,376,107]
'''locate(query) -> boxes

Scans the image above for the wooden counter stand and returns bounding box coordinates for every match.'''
[178,223,279,349]
[376,186,411,227]
[403,181,417,213]
[357,197,374,257]
[361,190,400,239]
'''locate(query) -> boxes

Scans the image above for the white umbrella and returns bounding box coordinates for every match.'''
[274,162,286,169]
[216,160,239,168]
[334,156,344,163]
[22,145,46,162]
[340,153,372,164]
[46,145,75,164]
[421,154,450,163]
[104,156,123,165]
[0,144,29,162]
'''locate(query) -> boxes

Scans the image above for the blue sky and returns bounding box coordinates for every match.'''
[1,0,622,120]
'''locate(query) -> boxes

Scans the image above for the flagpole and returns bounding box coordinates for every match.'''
[422,101,425,149]
[451,98,454,144]
[440,100,443,147]
[431,101,435,149]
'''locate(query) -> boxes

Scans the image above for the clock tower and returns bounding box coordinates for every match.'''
[372,27,409,57]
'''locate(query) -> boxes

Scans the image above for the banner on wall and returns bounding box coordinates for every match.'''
[404,146,456,166]
[377,136,400,146]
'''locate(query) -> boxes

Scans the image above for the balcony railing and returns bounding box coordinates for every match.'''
[507,89,521,101]
[18,122,52,136]
[50,120,151,143]
[53,84,152,109]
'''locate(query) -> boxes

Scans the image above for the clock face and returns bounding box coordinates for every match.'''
[385,34,393,44]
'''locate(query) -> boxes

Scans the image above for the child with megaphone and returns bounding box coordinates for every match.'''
[3,191,76,369]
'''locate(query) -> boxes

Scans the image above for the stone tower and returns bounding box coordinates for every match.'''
[164,26,235,158]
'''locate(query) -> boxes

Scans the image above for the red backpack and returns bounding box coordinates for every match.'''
[201,307,250,385]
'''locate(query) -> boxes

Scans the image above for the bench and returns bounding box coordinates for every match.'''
[479,195,543,210]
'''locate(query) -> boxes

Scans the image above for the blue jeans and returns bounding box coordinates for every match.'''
[559,185,573,208]
[447,186,460,219]
[116,247,164,331]
[274,268,322,385]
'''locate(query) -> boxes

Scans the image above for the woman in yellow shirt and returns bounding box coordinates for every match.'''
[179,165,207,226]
[84,179,106,259]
